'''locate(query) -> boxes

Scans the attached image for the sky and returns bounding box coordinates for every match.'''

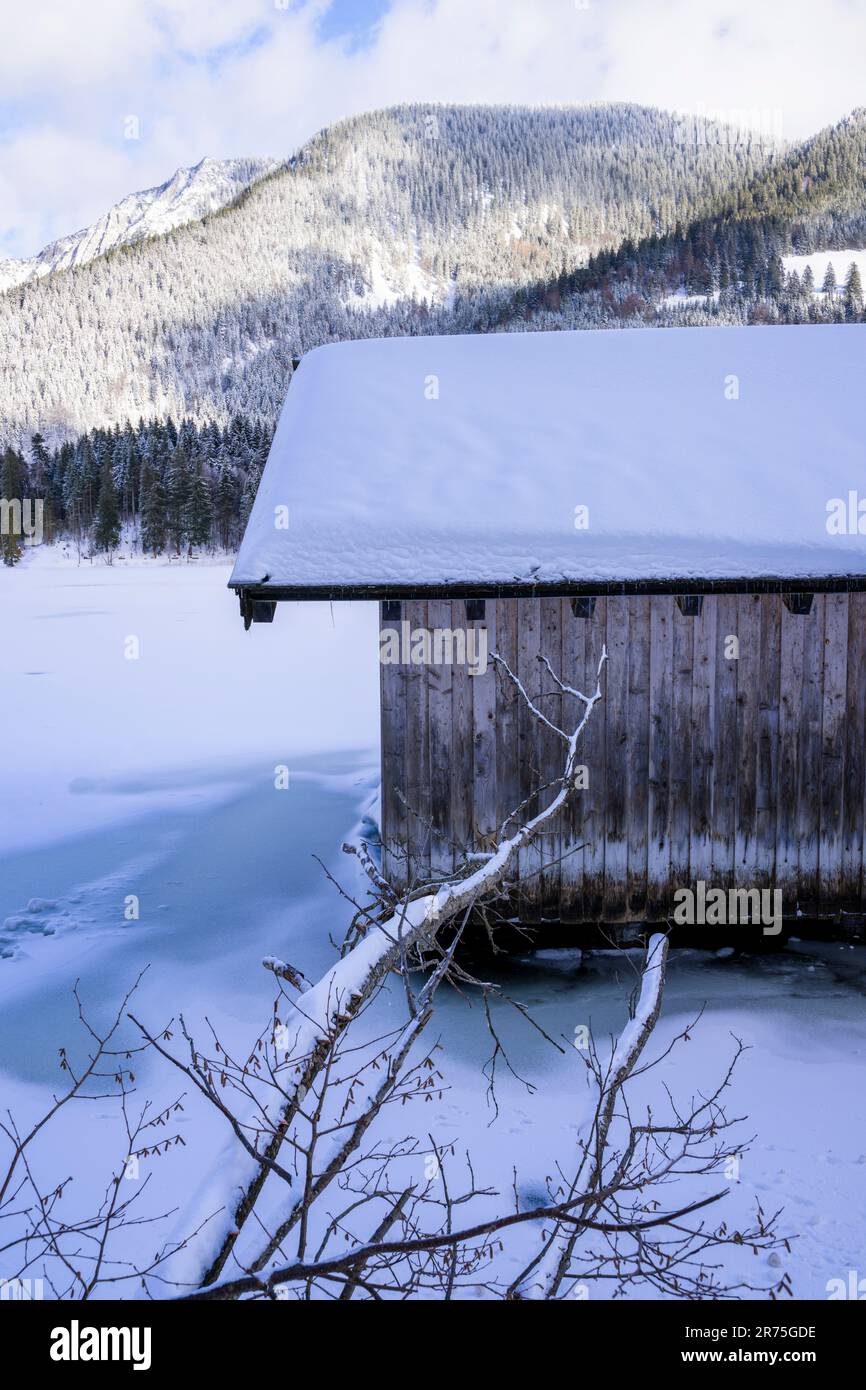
[1,0,864,261]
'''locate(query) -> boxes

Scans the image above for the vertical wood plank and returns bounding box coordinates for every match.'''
[403,599,431,886]
[819,593,848,911]
[450,599,474,870]
[669,601,695,899]
[494,598,520,856]
[538,596,563,916]
[735,594,761,889]
[755,596,781,890]
[711,595,739,891]
[516,597,543,917]
[581,598,608,921]
[798,595,825,914]
[603,596,629,921]
[776,602,804,910]
[647,596,673,919]
[560,599,588,921]
[426,598,454,879]
[689,599,717,887]
[379,601,408,892]
[626,596,651,919]
[842,593,866,909]
[471,601,498,852]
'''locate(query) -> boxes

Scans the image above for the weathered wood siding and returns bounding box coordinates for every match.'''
[379,595,866,920]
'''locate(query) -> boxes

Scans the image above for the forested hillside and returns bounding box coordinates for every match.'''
[505,108,866,332]
[0,103,775,445]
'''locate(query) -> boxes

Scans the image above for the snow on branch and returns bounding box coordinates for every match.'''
[193,644,608,1286]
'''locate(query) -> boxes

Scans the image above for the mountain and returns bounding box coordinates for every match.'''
[713,106,866,224]
[511,108,866,332]
[0,103,777,444]
[0,156,281,294]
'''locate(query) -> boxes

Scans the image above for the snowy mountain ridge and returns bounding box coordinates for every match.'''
[0,155,282,294]
[2,103,782,443]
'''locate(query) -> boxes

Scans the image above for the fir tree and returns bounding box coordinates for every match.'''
[63,445,87,539]
[240,462,262,529]
[183,462,214,553]
[28,431,59,540]
[767,254,784,297]
[822,261,838,296]
[29,432,50,495]
[140,464,168,555]
[845,261,863,314]
[93,455,121,553]
[1,448,24,565]
[165,446,191,554]
[214,461,239,550]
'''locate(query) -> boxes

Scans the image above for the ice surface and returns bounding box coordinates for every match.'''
[2,555,865,1300]
[0,551,379,854]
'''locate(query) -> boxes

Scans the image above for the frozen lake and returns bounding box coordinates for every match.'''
[1,555,864,1299]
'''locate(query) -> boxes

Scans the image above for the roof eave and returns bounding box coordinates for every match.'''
[229,573,866,603]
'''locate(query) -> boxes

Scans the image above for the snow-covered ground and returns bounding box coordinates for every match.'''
[662,252,866,307]
[0,546,379,857]
[661,288,721,309]
[783,248,866,292]
[1,550,864,1299]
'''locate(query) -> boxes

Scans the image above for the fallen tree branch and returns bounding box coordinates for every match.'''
[196,645,608,1286]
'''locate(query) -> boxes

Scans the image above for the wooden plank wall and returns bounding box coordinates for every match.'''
[379,595,866,919]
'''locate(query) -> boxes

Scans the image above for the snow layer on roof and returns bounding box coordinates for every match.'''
[230,325,866,591]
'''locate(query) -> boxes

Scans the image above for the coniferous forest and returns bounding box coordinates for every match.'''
[1,415,270,563]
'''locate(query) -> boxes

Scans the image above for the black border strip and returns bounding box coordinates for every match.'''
[230,573,866,602]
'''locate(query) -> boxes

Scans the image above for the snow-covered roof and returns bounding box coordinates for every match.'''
[229,325,866,599]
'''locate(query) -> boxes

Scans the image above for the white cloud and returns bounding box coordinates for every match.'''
[1,0,864,258]
[0,130,136,260]
[597,0,866,145]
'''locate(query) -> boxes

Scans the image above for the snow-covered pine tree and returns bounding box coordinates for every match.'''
[845,261,863,314]
[214,459,239,551]
[93,454,121,553]
[165,445,191,555]
[0,448,24,565]
[184,461,214,554]
[239,461,262,529]
[140,463,168,555]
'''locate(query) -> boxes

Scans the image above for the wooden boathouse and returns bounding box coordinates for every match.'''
[230,324,866,924]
